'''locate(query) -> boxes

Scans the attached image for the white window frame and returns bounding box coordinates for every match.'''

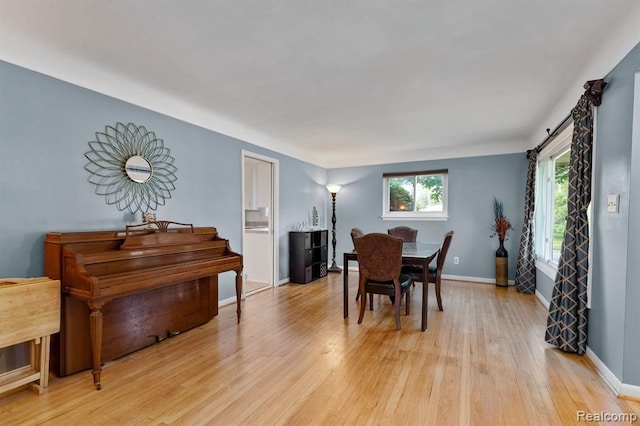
[535,123,573,279]
[382,170,448,221]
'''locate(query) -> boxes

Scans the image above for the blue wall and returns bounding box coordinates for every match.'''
[626,68,640,388]
[592,42,640,387]
[327,153,528,281]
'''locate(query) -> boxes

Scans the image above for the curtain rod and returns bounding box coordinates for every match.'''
[533,79,606,154]
[535,113,572,153]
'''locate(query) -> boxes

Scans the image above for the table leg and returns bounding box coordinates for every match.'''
[236,270,242,323]
[343,253,349,318]
[40,335,51,389]
[421,267,428,331]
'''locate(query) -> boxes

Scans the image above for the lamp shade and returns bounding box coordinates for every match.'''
[325,184,342,194]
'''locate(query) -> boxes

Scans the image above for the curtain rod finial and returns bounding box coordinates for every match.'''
[584,79,607,106]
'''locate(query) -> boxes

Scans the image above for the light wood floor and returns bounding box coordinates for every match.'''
[2,274,639,425]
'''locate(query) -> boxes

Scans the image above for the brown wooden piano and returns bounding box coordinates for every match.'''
[44,221,243,390]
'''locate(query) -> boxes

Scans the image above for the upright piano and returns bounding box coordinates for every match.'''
[44,221,243,390]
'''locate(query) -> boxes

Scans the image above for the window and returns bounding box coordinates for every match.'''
[382,170,448,220]
[535,124,573,268]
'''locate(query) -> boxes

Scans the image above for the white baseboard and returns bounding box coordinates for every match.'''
[535,289,550,308]
[344,270,514,285]
[218,295,237,307]
[442,274,514,285]
[619,383,640,400]
[585,345,640,399]
[585,346,622,396]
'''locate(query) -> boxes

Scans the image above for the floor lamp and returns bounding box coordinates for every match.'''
[325,183,343,273]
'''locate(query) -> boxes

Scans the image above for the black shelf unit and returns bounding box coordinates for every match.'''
[289,230,328,284]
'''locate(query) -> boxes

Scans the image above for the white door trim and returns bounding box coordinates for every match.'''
[241,150,279,294]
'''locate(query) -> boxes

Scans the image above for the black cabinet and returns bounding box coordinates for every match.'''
[289,230,328,284]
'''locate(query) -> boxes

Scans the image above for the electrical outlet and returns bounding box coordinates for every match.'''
[453,256,459,264]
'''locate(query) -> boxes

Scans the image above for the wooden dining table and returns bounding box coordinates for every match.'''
[343,242,440,331]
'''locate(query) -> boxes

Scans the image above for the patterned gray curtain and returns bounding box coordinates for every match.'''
[514,150,537,294]
[545,96,593,355]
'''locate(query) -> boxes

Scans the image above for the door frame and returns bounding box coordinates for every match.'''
[241,150,279,293]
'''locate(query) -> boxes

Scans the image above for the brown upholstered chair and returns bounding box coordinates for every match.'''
[351,227,366,300]
[404,230,454,311]
[353,233,413,330]
[387,226,418,242]
[350,227,364,249]
[388,226,419,292]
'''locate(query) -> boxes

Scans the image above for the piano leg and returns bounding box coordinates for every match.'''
[235,270,242,323]
[89,307,104,390]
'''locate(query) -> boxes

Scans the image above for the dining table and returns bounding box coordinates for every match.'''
[343,241,440,331]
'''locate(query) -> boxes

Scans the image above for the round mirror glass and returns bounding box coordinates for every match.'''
[125,155,152,183]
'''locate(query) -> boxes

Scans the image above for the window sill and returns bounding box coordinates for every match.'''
[381,215,449,221]
[536,258,557,280]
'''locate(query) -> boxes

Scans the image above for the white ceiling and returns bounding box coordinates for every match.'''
[1,1,639,168]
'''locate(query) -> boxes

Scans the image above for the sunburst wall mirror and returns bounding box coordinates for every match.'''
[84,122,177,213]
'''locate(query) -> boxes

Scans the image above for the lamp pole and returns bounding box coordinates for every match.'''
[326,184,343,273]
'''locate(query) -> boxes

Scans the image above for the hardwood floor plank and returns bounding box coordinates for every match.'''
[1,274,639,425]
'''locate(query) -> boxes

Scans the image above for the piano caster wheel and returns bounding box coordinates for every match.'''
[95,383,102,390]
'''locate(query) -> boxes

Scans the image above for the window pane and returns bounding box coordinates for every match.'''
[416,174,444,212]
[552,150,570,261]
[389,177,414,211]
[383,170,448,218]
[534,122,574,269]
[534,161,549,257]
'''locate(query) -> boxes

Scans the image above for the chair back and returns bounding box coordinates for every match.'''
[350,227,364,249]
[353,233,403,282]
[437,231,454,269]
[387,226,418,242]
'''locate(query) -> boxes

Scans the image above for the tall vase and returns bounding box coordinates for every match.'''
[495,239,508,287]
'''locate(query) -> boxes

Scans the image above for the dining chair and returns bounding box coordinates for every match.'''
[353,233,413,330]
[350,227,364,249]
[387,226,418,242]
[404,230,454,311]
[388,226,419,293]
[351,227,365,301]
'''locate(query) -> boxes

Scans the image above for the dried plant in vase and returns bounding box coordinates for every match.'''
[491,197,512,242]
[491,197,512,287]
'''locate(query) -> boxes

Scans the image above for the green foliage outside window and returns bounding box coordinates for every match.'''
[388,174,444,212]
[553,157,570,251]
[390,180,413,211]
[417,175,443,203]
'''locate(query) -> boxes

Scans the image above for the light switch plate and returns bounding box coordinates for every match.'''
[607,194,619,213]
